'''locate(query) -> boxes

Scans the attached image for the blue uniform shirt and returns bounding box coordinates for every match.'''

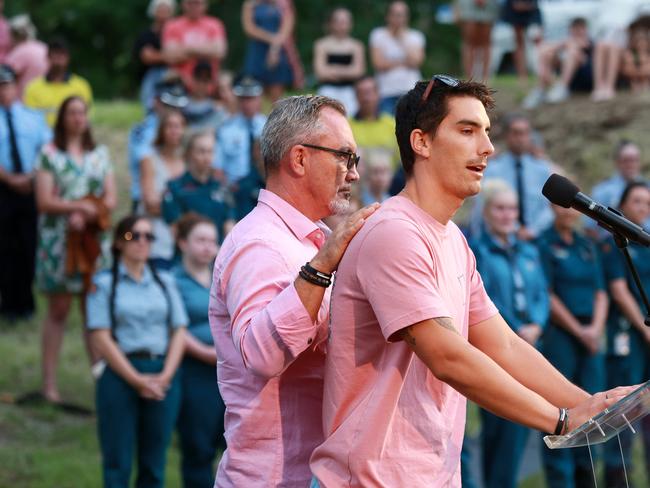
[588,173,650,235]
[469,151,553,238]
[173,265,212,345]
[214,113,266,184]
[162,170,235,242]
[536,227,605,318]
[602,238,650,330]
[471,231,549,331]
[127,113,159,200]
[0,102,51,173]
[86,264,188,355]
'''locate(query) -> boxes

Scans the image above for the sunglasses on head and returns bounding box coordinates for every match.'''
[420,74,460,105]
[124,231,156,243]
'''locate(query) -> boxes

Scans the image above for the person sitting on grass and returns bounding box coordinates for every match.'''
[621,23,650,94]
[522,17,594,108]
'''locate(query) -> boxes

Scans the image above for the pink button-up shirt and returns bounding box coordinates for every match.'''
[209,189,331,488]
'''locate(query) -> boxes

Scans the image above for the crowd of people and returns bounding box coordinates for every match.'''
[1,0,650,487]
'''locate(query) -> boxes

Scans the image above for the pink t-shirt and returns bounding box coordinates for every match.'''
[310,196,498,487]
[162,15,226,89]
[209,189,331,487]
[5,39,48,98]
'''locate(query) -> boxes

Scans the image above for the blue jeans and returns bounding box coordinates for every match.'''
[481,408,530,488]
[96,357,181,488]
[140,66,168,113]
[177,356,226,488]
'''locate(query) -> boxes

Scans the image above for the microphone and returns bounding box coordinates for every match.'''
[542,173,650,247]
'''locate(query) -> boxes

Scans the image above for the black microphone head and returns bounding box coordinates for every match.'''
[542,174,580,208]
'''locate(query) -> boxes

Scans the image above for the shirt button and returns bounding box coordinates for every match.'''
[307,338,313,345]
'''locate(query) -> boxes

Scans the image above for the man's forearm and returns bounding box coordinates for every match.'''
[404,319,559,433]
[486,327,589,408]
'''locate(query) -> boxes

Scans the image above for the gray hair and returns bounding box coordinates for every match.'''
[482,179,517,209]
[261,95,346,172]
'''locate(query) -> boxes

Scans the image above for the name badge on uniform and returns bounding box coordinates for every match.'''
[613,331,630,356]
[551,246,569,260]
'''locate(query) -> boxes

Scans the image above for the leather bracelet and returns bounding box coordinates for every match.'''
[299,267,331,288]
[304,262,332,281]
[554,407,569,435]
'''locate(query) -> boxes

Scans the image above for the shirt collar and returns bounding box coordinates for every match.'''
[257,189,326,241]
[483,228,517,252]
[545,226,581,247]
[118,262,153,284]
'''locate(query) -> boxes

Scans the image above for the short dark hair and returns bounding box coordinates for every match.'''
[48,37,69,53]
[570,17,587,28]
[395,79,495,176]
[619,181,649,209]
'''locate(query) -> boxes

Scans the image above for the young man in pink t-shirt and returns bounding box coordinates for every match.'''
[310,77,635,487]
[162,0,227,91]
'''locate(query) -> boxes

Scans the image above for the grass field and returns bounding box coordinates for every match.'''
[0,96,649,487]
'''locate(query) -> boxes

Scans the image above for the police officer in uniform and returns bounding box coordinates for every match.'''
[162,130,235,243]
[601,181,650,488]
[537,202,607,488]
[0,64,50,321]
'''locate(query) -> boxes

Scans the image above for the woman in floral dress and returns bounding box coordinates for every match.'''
[34,95,116,403]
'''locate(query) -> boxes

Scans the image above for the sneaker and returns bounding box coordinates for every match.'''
[546,83,569,103]
[522,87,545,109]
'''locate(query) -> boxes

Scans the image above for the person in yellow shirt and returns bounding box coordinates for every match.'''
[348,75,399,169]
[23,38,92,126]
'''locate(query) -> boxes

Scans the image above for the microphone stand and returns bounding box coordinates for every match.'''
[611,229,650,326]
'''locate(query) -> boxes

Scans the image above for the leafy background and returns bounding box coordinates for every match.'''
[7,0,460,98]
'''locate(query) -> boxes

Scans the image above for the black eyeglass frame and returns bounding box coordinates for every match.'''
[300,143,360,171]
[420,74,460,104]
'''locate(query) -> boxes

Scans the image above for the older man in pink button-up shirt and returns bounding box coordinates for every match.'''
[209,95,378,487]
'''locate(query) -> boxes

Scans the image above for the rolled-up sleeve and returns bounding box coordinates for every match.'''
[220,240,325,378]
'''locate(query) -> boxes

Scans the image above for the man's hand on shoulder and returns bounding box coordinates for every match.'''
[310,203,380,274]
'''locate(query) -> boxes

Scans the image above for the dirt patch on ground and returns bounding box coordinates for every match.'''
[491,88,650,191]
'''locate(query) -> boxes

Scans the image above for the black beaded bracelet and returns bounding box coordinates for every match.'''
[553,407,569,435]
[299,267,331,288]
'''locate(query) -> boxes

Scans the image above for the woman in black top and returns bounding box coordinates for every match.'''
[313,7,365,115]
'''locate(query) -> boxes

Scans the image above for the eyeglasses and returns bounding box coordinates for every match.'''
[124,231,156,243]
[420,74,460,105]
[300,143,360,171]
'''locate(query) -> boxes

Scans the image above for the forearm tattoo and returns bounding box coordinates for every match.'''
[433,317,457,333]
[401,326,417,346]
